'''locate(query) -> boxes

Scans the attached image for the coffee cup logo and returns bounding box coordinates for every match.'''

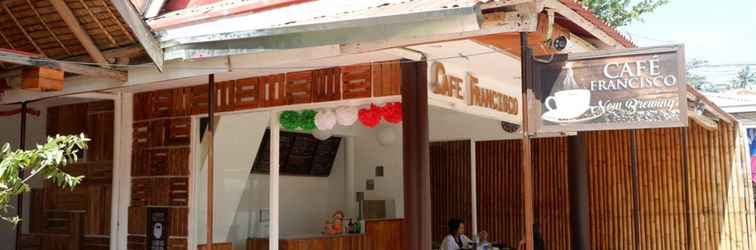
[545,89,591,119]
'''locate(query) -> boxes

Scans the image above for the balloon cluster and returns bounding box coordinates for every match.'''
[279,110,318,131]
[279,102,403,132]
[358,102,403,128]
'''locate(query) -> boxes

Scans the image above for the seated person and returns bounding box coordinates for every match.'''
[440,218,473,250]
[478,231,492,250]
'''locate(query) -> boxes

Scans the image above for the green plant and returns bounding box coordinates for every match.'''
[579,0,670,27]
[0,134,89,224]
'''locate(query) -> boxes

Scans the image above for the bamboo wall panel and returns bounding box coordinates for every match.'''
[429,141,472,243]
[585,130,635,250]
[531,137,571,250]
[584,122,756,250]
[475,140,523,249]
[474,139,571,250]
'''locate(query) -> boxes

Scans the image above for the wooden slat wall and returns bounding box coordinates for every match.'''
[431,121,756,250]
[532,137,571,250]
[22,101,115,250]
[475,140,523,248]
[585,130,635,250]
[430,141,472,243]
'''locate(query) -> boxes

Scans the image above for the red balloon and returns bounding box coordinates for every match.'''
[382,102,403,124]
[358,104,381,128]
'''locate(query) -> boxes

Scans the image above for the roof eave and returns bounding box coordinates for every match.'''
[162,5,484,61]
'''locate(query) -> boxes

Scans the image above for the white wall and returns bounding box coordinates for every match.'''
[351,124,404,218]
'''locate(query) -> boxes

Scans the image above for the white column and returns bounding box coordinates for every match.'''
[269,111,280,250]
[345,137,356,218]
[115,92,133,250]
[109,92,121,249]
[470,139,478,236]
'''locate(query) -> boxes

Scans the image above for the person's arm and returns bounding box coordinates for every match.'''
[442,235,456,250]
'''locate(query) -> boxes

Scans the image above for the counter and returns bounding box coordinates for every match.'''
[247,219,402,250]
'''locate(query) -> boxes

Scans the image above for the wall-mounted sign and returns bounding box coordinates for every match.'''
[147,208,170,250]
[531,45,688,132]
[428,61,521,123]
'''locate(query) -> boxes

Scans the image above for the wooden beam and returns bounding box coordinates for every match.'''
[0,49,126,81]
[49,0,109,65]
[109,0,164,71]
[144,0,167,18]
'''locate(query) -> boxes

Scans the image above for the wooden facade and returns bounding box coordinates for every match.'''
[21,100,114,250]
[430,121,756,250]
[129,61,403,249]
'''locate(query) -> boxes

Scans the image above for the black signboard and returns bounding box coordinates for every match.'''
[147,208,170,250]
[531,45,688,133]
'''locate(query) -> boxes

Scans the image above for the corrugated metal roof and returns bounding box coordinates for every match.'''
[158,0,512,43]
[150,0,521,32]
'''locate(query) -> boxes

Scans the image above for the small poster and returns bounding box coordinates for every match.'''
[147,208,170,250]
[531,45,688,132]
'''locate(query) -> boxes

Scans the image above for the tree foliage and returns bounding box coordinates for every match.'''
[686,59,710,90]
[0,134,89,224]
[579,0,670,27]
[731,66,756,89]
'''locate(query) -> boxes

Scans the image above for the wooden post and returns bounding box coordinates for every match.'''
[520,32,535,250]
[568,133,590,250]
[629,130,641,250]
[401,60,431,250]
[680,127,692,249]
[15,101,26,250]
[207,74,215,250]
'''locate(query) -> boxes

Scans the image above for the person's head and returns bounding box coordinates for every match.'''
[448,218,465,236]
[479,231,489,241]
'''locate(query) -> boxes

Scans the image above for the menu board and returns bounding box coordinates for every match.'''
[531,45,688,132]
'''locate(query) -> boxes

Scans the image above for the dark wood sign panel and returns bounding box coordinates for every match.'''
[147,208,170,250]
[531,45,688,132]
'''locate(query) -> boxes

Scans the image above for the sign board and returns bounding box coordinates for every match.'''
[531,45,688,132]
[428,60,521,124]
[147,208,170,250]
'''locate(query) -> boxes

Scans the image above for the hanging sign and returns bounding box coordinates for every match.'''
[531,45,688,132]
[147,208,170,250]
[428,61,521,124]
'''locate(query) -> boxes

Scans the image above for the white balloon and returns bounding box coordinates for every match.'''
[335,106,358,126]
[312,130,333,140]
[315,109,337,130]
[376,126,397,146]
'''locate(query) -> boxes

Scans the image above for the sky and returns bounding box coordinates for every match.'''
[620,0,756,84]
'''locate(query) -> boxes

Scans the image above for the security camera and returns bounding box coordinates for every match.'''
[500,121,521,133]
[552,35,572,51]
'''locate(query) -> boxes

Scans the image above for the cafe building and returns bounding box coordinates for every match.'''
[0,0,755,250]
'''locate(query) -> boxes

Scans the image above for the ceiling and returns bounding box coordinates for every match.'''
[0,0,145,71]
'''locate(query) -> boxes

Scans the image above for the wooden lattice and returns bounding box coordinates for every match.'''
[313,67,342,102]
[259,74,287,107]
[342,64,372,99]
[216,80,237,112]
[147,89,173,119]
[171,87,191,116]
[235,77,260,110]
[285,71,313,104]
[169,177,189,206]
[166,118,190,146]
[189,84,210,115]
[372,61,402,97]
